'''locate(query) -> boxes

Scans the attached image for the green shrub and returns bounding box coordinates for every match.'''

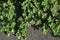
[0,0,60,40]
[22,0,60,36]
[0,0,16,35]
[0,0,27,40]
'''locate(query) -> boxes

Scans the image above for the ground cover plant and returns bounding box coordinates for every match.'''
[0,0,60,40]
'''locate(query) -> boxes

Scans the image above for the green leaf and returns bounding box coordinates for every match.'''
[36,20,41,25]
[30,20,35,25]
[42,23,47,35]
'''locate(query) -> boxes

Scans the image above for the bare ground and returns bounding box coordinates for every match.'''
[0,26,60,40]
